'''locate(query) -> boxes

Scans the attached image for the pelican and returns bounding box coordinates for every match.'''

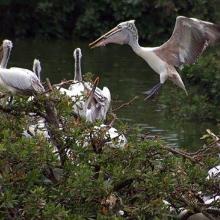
[59,77,108,122]
[89,16,220,99]
[60,48,111,121]
[69,48,111,112]
[0,39,45,95]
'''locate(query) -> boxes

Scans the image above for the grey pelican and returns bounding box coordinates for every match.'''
[89,16,220,99]
[65,48,111,121]
[0,39,45,95]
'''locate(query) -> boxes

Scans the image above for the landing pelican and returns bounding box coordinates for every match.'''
[89,16,220,99]
[0,39,45,95]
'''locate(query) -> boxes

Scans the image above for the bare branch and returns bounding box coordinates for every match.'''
[46,78,53,91]
[113,96,139,112]
[53,79,79,88]
[164,145,203,165]
[44,98,67,166]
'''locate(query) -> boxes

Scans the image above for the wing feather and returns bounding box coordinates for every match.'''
[0,68,44,94]
[154,16,220,67]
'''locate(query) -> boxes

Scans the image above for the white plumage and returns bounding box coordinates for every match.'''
[59,48,111,122]
[0,39,44,95]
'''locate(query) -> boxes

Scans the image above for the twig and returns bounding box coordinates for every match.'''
[188,140,219,157]
[164,145,203,165]
[44,98,67,166]
[46,78,53,91]
[108,113,117,127]
[53,79,79,88]
[113,96,139,112]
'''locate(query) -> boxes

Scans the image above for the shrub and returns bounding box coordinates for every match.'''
[0,81,219,219]
[159,51,220,121]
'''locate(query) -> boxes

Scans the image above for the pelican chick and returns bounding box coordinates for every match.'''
[0,39,45,95]
[89,16,220,99]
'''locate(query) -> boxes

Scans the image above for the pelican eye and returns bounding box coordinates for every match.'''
[117,25,122,29]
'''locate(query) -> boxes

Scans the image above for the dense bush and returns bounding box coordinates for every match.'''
[0,83,219,219]
[0,0,219,42]
[159,50,220,121]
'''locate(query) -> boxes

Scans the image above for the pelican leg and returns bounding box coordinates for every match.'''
[143,83,162,100]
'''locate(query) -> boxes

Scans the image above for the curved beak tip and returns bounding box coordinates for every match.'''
[88,42,94,48]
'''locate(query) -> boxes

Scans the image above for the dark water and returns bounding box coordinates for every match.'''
[9,39,218,149]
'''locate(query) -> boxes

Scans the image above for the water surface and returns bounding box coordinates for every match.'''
[9,39,218,150]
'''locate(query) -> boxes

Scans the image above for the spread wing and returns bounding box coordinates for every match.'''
[154,16,220,68]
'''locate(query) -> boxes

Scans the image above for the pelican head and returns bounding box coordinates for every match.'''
[73,48,82,81]
[33,59,42,81]
[0,39,13,68]
[89,20,138,48]
[73,48,82,60]
[2,39,13,50]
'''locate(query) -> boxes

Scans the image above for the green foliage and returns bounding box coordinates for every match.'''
[0,90,219,219]
[0,0,219,41]
[159,51,220,121]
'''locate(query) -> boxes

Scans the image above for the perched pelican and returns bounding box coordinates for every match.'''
[89,16,220,99]
[59,77,109,122]
[0,39,45,95]
[61,48,111,121]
